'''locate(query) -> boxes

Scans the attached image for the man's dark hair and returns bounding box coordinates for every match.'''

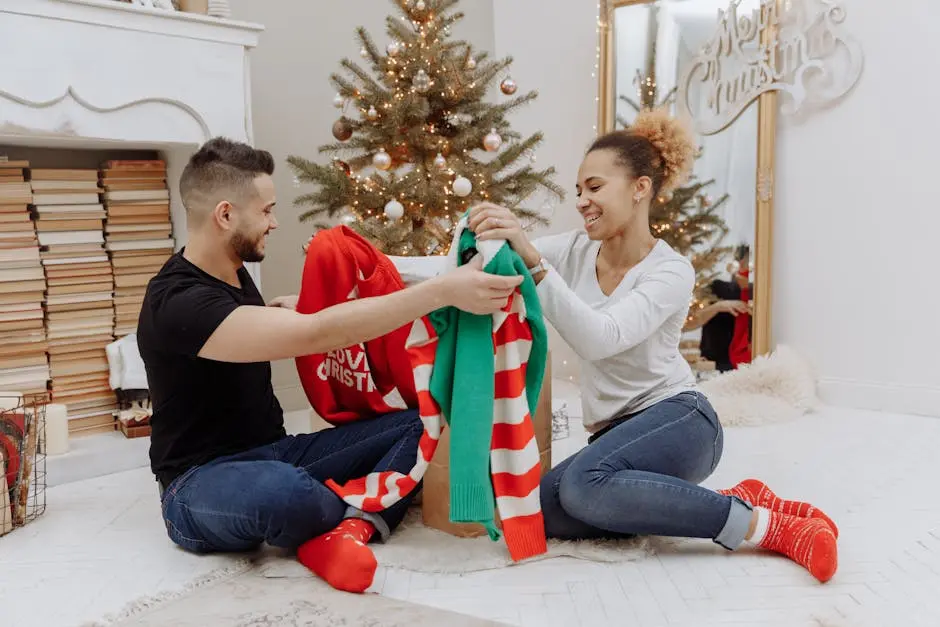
[179,137,275,224]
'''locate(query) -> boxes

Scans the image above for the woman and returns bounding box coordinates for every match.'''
[468,109,838,583]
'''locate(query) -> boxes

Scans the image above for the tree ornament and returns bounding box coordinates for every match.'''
[332,118,353,141]
[500,77,518,95]
[413,69,431,93]
[415,0,425,9]
[339,209,357,226]
[483,128,502,152]
[386,41,402,57]
[366,105,379,121]
[466,57,477,70]
[292,175,301,189]
[360,46,369,59]
[373,150,392,171]
[702,195,713,207]
[384,199,405,220]
[433,152,447,169]
[453,176,472,197]
[332,159,351,176]
[332,93,345,108]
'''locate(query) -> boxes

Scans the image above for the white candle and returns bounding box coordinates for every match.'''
[44,403,69,456]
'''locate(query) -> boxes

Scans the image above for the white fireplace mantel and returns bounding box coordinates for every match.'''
[0,0,265,285]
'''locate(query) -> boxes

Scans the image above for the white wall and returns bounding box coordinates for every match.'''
[229,0,496,410]
[773,0,940,416]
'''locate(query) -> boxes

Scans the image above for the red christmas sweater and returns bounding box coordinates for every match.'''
[295,226,418,424]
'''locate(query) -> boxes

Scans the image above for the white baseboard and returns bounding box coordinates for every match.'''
[817,377,940,418]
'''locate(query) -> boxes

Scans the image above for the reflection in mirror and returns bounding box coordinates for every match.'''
[610,0,760,379]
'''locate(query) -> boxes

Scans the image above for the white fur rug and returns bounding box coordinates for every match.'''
[259,508,662,580]
[698,344,820,427]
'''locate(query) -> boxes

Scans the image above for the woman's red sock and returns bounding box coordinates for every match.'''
[297,518,377,593]
[718,478,839,538]
[750,508,838,583]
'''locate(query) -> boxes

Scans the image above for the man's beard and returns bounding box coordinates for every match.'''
[231,230,265,263]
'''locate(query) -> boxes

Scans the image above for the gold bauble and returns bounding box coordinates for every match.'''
[373,150,392,171]
[500,77,518,95]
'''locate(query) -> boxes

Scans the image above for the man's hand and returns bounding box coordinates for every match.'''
[267,294,299,310]
[431,255,523,315]
[467,202,541,268]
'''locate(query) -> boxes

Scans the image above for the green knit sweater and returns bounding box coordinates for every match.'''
[428,221,547,539]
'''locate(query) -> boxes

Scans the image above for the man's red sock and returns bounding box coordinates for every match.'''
[750,508,838,583]
[718,478,839,538]
[297,518,378,593]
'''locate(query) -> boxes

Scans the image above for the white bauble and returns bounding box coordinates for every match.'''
[433,153,447,169]
[339,210,357,226]
[452,176,472,197]
[384,199,405,220]
[387,41,402,57]
[332,93,345,108]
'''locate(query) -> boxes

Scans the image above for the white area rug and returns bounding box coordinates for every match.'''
[90,561,502,627]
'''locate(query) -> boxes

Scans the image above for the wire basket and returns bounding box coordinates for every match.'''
[1,392,48,537]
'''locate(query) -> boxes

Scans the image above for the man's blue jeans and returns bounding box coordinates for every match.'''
[160,409,424,553]
[540,391,753,550]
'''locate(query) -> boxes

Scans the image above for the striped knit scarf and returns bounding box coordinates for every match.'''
[325,220,548,562]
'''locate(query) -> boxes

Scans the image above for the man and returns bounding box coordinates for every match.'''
[137,137,522,593]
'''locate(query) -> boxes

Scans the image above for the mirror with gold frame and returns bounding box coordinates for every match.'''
[598,0,776,377]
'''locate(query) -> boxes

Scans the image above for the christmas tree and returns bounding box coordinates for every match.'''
[618,61,732,320]
[287,0,564,256]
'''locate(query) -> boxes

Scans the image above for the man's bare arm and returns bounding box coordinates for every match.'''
[197,257,522,363]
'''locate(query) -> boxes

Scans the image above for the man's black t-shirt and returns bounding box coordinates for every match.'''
[138,252,286,488]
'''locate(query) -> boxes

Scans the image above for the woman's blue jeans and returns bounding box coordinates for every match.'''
[540,391,752,549]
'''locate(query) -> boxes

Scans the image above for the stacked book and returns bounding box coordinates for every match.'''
[100,159,173,337]
[0,159,49,397]
[31,169,117,434]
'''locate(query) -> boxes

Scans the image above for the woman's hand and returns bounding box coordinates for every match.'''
[713,300,750,316]
[468,203,541,268]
